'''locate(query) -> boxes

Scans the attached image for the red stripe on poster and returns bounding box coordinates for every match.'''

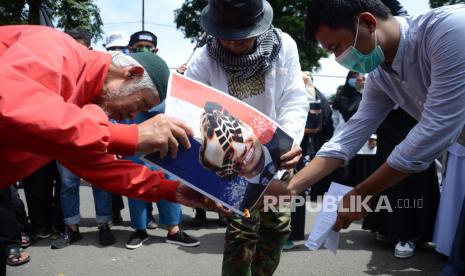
[170,73,276,144]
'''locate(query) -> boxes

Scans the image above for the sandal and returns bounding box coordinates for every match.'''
[6,246,31,266]
[21,232,31,248]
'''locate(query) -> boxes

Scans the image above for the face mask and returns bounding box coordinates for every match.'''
[108,47,129,54]
[347,78,357,88]
[135,46,155,53]
[336,17,385,74]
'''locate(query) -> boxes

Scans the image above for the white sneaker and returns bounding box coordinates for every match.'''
[394,240,415,258]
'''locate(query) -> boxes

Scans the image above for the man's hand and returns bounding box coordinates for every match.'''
[280,146,302,170]
[332,163,412,232]
[136,114,194,158]
[332,189,369,232]
[175,183,232,216]
[176,63,187,74]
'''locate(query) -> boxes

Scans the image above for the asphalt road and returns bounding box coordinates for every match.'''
[8,184,446,276]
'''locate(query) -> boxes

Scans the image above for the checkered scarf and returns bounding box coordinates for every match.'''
[207,28,282,100]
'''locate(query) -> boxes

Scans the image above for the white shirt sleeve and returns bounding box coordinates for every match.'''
[275,35,309,145]
[185,46,211,85]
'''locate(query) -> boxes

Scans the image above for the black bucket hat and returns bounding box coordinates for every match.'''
[200,0,273,40]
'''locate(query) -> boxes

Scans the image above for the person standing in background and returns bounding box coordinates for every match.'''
[102,30,131,225]
[122,34,200,248]
[284,72,334,250]
[51,28,116,249]
[331,71,377,187]
[103,30,130,53]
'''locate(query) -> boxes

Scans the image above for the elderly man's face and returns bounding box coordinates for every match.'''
[202,120,264,178]
[100,78,159,120]
[219,37,257,56]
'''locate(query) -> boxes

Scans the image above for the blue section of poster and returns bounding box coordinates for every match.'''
[143,137,259,214]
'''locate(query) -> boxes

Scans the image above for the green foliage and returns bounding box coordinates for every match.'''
[174,0,328,71]
[0,0,103,42]
[430,0,465,8]
[54,0,103,42]
[0,0,28,25]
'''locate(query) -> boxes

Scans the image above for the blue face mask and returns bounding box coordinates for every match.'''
[347,78,357,88]
[336,17,385,74]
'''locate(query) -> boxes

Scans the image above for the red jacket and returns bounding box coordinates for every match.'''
[0,25,178,202]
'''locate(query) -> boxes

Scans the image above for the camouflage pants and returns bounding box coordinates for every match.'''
[221,207,291,276]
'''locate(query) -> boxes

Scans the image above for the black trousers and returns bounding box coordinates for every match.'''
[22,161,64,233]
[0,242,5,276]
[0,187,21,246]
[9,186,30,234]
[112,194,124,213]
[0,185,26,276]
[289,191,306,241]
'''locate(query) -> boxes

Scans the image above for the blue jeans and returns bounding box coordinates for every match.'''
[128,198,182,230]
[126,159,181,230]
[56,163,112,225]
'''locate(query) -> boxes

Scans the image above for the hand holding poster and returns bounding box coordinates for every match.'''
[143,73,295,216]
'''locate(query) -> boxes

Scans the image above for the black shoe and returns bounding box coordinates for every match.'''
[50,227,82,249]
[112,212,123,225]
[166,231,200,247]
[34,227,52,240]
[125,230,149,249]
[98,224,115,246]
[189,209,207,228]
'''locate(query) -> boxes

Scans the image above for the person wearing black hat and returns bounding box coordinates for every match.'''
[185,0,309,275]
[129,30,159,54]
[127,30,174,231]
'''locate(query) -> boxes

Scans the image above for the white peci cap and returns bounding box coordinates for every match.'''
[103,31,129,49]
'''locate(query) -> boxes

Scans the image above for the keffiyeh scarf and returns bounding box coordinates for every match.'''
[207,28,282,100]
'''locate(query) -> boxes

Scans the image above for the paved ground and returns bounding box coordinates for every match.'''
[8,184,446,276]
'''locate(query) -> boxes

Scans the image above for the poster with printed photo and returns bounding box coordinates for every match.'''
[142,73,295,216]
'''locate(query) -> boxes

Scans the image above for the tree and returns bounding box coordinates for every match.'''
[0,0,103,42]
[430,0,465,8]
[174,0,328,71]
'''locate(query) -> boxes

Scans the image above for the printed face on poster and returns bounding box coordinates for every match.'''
[142,73,294,216]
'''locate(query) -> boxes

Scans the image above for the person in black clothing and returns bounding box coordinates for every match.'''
[285,72,334,250]
[331,71,378,187]
[0,185,31,268]
[332,71,363,123]
[362,108,440,258]
[21,161,65,239]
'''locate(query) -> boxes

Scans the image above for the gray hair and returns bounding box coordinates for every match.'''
[109,51,157,96]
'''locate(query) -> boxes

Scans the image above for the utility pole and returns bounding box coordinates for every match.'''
[142,0,145,31]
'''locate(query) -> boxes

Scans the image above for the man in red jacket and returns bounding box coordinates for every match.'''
[0,25,225,213]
